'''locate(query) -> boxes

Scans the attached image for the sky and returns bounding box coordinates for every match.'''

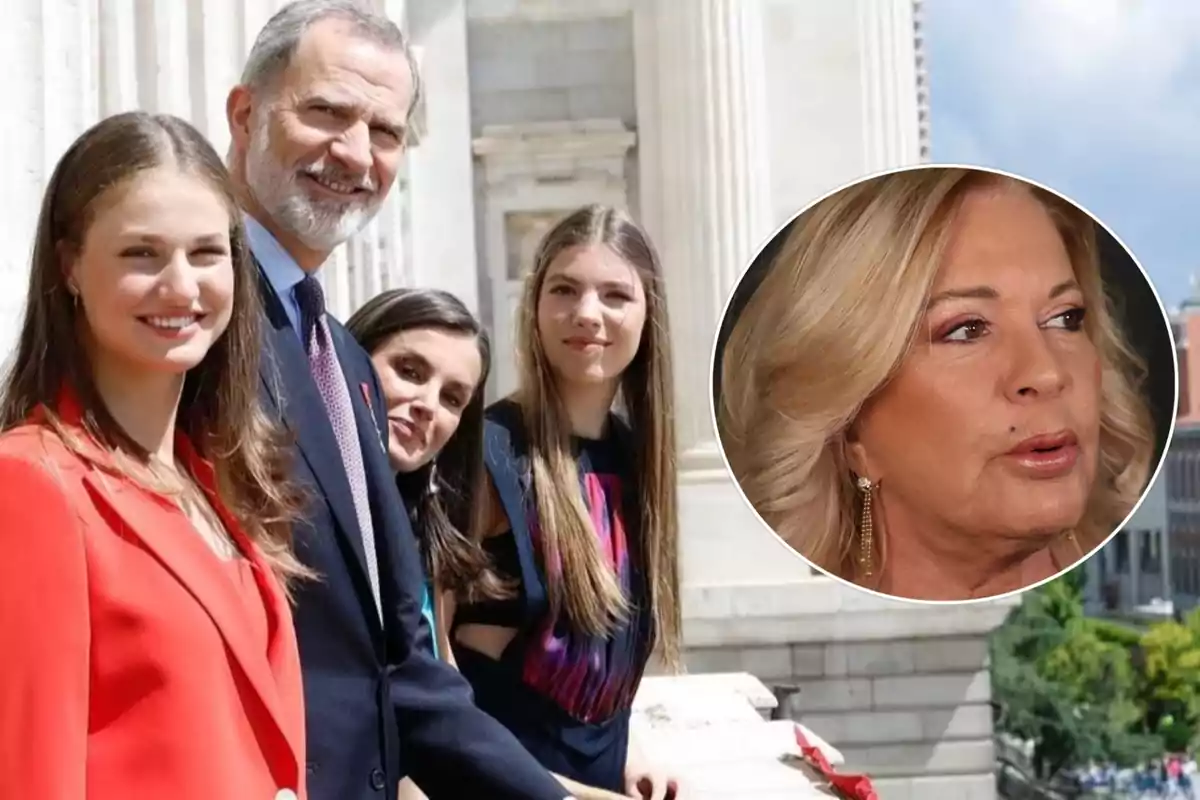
[925,0,1200,312]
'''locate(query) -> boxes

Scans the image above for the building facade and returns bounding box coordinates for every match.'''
[0,1,1007,797]
[1087,298,1196,620]
[1084,471,1173,617]
[1163,299,1200,614]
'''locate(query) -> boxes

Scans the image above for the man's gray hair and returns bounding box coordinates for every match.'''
[241,0,423,141]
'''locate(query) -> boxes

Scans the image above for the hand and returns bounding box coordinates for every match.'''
[623,762,679,800]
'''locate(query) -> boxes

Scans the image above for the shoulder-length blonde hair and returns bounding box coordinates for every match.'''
[512,204,682,670]
[717,167,1154,584]
[0,111,310,591]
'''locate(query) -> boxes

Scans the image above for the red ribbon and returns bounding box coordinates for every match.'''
[793,726,879,800]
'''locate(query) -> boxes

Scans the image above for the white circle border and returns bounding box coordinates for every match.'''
[704,161,1182,607]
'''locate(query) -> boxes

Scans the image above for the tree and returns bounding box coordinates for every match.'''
[1137,620,1200,751]
[990,570,1160,779]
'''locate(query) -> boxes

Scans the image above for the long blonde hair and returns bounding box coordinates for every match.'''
[718,167,1154,583]
[513,204,681,669]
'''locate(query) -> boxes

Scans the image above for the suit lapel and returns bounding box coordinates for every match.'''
[255,270,373,595]
[81,468,301,777]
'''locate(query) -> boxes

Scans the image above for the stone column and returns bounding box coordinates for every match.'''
[405,0,480,310]
[2,0,99,355]
[633,0,813,584]
[634,0,772,478]
[858,0,924,172]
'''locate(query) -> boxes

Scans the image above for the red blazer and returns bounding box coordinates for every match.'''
[0,402,306,800]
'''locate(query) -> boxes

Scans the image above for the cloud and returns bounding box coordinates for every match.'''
[928,0,1200,169]
[925,0,1200,306]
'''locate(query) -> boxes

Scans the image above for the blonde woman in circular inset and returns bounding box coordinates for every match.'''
[717,166,1156,601]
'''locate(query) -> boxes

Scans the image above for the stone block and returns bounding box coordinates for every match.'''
[921,703,994,741]
[685,645,792,679]
[683,599,1014,648]
[466,19,558,58]
[684,647,744,674]
[913,636,991,673]
[872,670,991,709]
[800,710,923,745]
[464,0,519,23]
[795,678,873,712]
[838,739,996,777]
[468,55,539,93]
[533,49,634,90]
[567,86,636,122]
[565,17,633,52]
[871,772,996,800]
[471,88,571,127]
[826,640,917,677]
[791,644,826,677]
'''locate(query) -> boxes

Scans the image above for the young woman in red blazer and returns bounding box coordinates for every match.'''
[0,111,310,800]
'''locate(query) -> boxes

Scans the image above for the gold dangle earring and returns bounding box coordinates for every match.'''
[856,476,876,577]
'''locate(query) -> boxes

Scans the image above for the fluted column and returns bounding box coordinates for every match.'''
[2,0,99,351]
[634,0,817,585]
[634,0,774,479]
[858,0,923,171]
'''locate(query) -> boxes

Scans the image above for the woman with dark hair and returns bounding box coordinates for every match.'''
[452,204,683,800]
[350,287,632,800]
[0,111,308,798]
[346,287,504,664]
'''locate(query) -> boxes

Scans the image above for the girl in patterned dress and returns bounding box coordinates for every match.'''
[452,205,683,800]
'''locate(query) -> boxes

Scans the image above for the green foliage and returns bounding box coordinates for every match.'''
[1137,620,1200,751]
[1089,617,1144,649]
[988,569,1200,779]
[993,577,1134,778]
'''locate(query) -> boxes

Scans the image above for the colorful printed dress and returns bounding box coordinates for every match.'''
[452,399,653,791]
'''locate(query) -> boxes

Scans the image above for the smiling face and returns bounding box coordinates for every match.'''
[234,17,413,254]
[65,166,235,380]
[848,183,1102,544]
[370,326,483,474]
[535,244,647,388]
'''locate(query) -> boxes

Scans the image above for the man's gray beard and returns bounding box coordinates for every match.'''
[244,123,383,252]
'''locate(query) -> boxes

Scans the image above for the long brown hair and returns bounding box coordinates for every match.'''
[0,111,310,588]
[347,287,510,601]
[514,204,682,670]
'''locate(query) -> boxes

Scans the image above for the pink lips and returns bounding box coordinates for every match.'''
[389,417,426,449]
[1004,430,1080,478]
[564,337,606,351]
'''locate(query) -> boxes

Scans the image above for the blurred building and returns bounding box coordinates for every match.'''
[1084,471,1173,617]
[1164,297,1200,613]
[0,1,1003,797]
[1087,297,1196,619]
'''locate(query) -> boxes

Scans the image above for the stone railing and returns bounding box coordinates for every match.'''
[631,672,846,798]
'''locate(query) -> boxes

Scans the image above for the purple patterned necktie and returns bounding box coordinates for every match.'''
[295,276,382,620]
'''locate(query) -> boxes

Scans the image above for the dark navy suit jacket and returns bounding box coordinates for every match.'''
[256,271,567,800]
